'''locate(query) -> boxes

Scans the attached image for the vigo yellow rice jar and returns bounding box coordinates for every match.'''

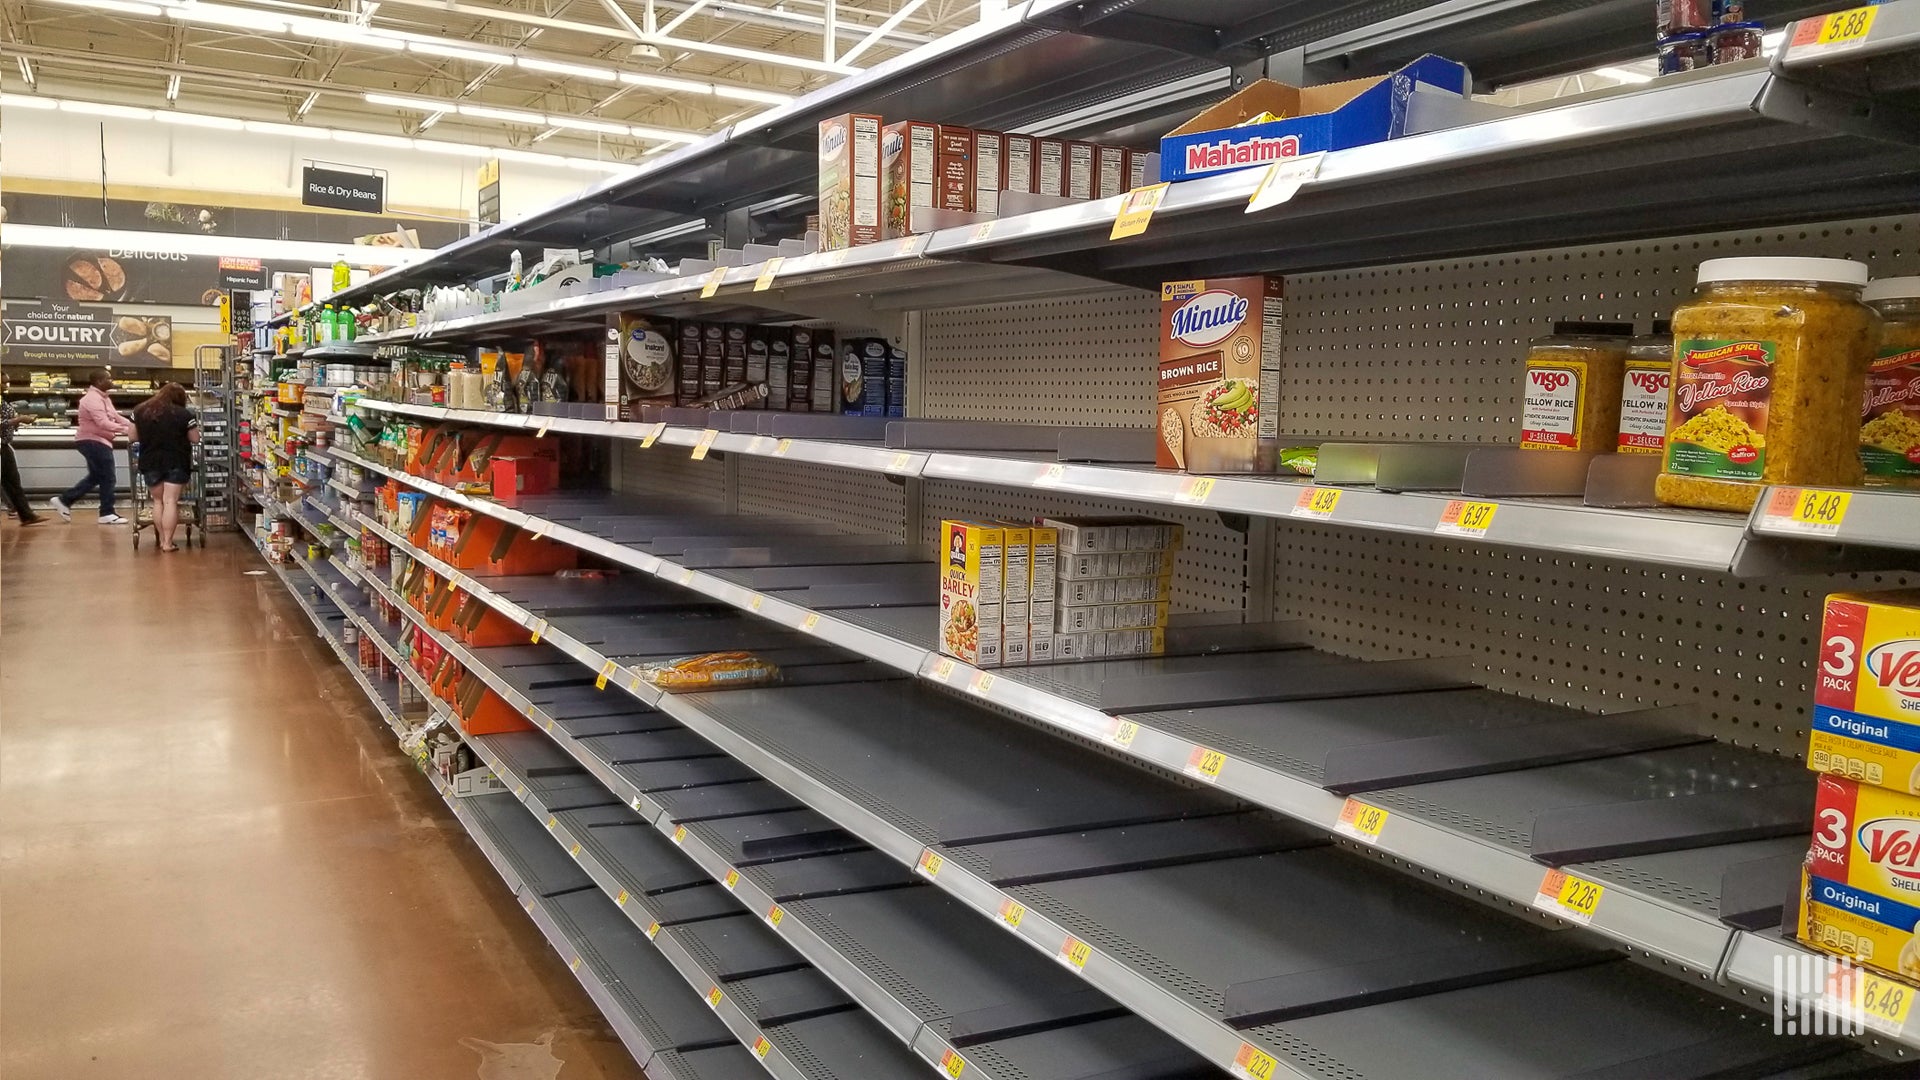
[1812,591,1920,793]
[1803,775,1920,980]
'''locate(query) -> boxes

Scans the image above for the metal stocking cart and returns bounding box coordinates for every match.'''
[128,440,203,550]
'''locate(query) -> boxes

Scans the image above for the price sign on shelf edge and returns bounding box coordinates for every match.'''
[699,266,728,298]
[1110,182,1170,240]
[1764,486,1851,537]
[1436,499,1498,537]
[753,256,785,292]
[1334,797,1389,844]
[1246,151,1327,215]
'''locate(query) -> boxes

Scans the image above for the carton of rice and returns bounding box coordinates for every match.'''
[1158,276,1283,473]
[939,521,1004,668]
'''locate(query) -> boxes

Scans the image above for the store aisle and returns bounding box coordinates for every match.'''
[0,525,647,1080]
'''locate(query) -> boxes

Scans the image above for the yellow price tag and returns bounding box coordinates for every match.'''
[765,905,784,929]
[568,841,581,858]
[706,986,724,1008]
[724,869,740,891]
[678,567,696,587]
[967,672,996,696]
[998,899,1025,930]
[628,672,646,693]
[1436,499,1498,537]
[1184,745,1226,783]
[690,429,719,460]
[800,613,820,633]
[1814,5,1878,46]
[1176,476,1215,504]
[1109,719,1139,748]
[699,266,727,298]
[645,920,660,939]
[750,594,764,612]
[1534,869,1606,924]
[1765,486,1851,537]
[569,955,581,972]
[1827,965,1917,1035]
[1292,487,1342,520]
[753,256,785,291]
[1057,936,1092,971]
[615,889,629,907]
[773,438,792,456]
[640,424,663,449]
[1231,1044,1279,1080]
[531,520,551,542]
[672,825,687,845]
[940,1049,966,1078]
[530,619,548,644]
[1110,182,1170,240]
[1334,798,1389,845]
[970,221,994,242]
[753,1037,772,1060]
[545,816,557,831]
[596,660,617,690]
[535,421,551,438]
[888,452,913,472]
[930,657,956,683]
[916,848,944,879]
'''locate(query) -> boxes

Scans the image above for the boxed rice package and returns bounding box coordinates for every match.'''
[819,113,882,249]
[1812,591,1920,793]
[940,521,1004,668]
[615,314,675,418]
[1157,276,1284,473]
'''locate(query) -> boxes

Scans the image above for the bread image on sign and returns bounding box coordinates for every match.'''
[1157,276,1283,473]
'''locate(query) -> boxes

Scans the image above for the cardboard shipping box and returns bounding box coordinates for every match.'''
[1157,276,1285,472]
[819,113,883,248]
[1159,55,1469,183]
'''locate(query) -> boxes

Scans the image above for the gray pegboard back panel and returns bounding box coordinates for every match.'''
[921,481,1245,615]
[919,287,1157,426]
[1279,215,1919,441]
[736,457,907,541]
[1268,524,1917,759]
[614,443,727,503]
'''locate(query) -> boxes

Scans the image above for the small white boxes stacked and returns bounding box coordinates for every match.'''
[1048,517,1181,660]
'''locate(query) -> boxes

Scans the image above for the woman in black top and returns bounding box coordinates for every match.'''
[133,383,197,552]
[1,400,45,526]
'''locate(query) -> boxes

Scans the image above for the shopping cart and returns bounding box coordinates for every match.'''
[128,441,203,550]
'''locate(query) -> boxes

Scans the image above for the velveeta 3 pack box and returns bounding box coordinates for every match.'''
[1801,775,1920,980]
[1812,591,1920,793]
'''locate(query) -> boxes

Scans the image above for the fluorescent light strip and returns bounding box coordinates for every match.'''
[44,0,165,15]
[407,39,510,64]
[364,92,446,111]
[361,90,700,143]
[1,223,440,266]
[456,103,548,124]
[12,92,631,174]
[547,116,630,135]
[516,56,617,81]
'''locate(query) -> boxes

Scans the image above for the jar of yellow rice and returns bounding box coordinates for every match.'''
[1860,277,1920,488]
[1655,257,1878,512]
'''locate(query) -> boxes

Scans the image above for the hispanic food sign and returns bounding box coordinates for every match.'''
[2,303,175,367]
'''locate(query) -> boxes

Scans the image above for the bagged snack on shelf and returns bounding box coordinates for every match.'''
[1278,444,1319,476]
[1158,276,1283,473]
[637,651,781,692]
[1810,590,1920,793]
[1801,774,1920,982]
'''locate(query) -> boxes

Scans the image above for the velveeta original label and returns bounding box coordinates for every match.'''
[1666,339,1775,482]
[1805,777,1920,980]
[1862,347,1920,479]
[1521,360,1586,450]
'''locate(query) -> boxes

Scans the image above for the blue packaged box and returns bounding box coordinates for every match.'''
[1159,55,1470,184]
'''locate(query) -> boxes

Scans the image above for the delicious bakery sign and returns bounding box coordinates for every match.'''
[2,303,175,367]
[3,246,306,305]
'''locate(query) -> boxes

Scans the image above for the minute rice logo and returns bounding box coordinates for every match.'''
[1170,290,1248,348]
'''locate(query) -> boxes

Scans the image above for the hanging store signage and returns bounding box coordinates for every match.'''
[477,158,502,226]
[302,166,386,214]
[2,302,175,368]
[217,256,267,290]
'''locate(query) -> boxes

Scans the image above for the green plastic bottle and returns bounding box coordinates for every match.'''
[332,258,351,295]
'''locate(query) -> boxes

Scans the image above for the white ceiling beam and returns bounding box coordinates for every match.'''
[836,0,921,65]
[594,0,647,39]
[822,0,835,62]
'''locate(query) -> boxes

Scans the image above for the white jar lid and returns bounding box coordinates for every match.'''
[1696,256,1869,287]
[1863,276,1920,303]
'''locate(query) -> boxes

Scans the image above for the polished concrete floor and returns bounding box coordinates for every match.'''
[0,522,649,1080]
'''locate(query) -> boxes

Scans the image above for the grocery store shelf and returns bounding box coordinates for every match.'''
[327,479,1912,1068]
[347,400,1901,575]
[1750,485,1920,553]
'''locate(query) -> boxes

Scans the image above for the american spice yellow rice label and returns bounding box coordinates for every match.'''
[1667,338,1774,482]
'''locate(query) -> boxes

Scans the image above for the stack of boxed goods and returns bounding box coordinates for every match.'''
[940,516,1181,670]
[820,113,1154,250]
[1799,590,1920,983]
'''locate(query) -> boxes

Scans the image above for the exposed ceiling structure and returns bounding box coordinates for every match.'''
[0,0,984,164]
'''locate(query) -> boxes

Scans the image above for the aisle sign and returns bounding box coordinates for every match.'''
[1763,486,1851,536]
[1109,182,1169,240]
[1334,798,1389,844]
[1292,487,1341,520]
[302,165,385,214]
[1533,869,1605,924]
[1435,499,1498,537]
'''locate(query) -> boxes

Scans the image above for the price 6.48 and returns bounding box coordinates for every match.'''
[1800,490,1846,523]
[1865,979,1909,1016]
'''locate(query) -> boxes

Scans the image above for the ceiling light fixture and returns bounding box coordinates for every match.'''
[168,3,291,32]
[244,119,328,139]
[547,116,629,135]
[712,85,792,105]
[627,124,702,144]
[43,0,165,15]
[1592,65,1654,85]
[332,130,414,148]
[618,71,712,94]
[516,56,617,81]
[18,56,35,87]
[456,103,547,124]
[363,92,444,111]
[413,139,490,157]
[157,110,245,130]
[407,39,509,64]
[297,91,321,116]
[165,73,181,101]
[0,93,59,111]
[59,99,154,120]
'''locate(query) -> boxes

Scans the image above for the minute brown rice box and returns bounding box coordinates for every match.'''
[1157,276,1283,474]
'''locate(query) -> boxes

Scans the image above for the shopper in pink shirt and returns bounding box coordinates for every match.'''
[50,369,133,524]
